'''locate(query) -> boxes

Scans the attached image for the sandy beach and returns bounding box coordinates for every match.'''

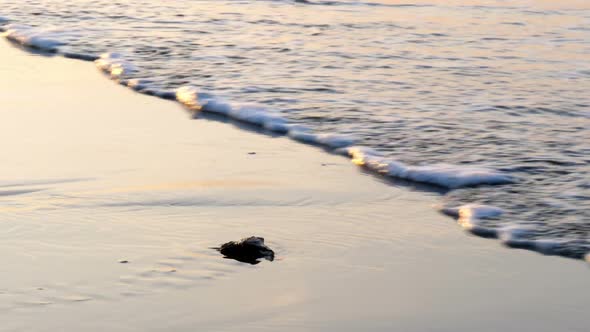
[1,40,589,331]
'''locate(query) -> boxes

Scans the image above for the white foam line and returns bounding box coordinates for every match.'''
[345,147,514,189]
[2,24,65,52]
[440,204,503,237]
[95,52,138,79]
[174,87,513,190]
[172,85,516,189]
[442,204,590,259]
[1,23,98,61]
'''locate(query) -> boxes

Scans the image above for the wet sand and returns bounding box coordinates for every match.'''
[0,41,589,331]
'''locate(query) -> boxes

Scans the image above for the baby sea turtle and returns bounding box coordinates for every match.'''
[214,236,275,265]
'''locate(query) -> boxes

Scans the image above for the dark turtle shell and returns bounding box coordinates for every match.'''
[216,236,275,265]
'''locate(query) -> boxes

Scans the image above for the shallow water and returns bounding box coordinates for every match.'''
[1,0,589,258]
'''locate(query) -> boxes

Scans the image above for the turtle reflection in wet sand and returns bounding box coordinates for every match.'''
[214,236,275,265]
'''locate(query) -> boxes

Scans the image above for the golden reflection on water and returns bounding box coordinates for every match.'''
[457,207,476,231]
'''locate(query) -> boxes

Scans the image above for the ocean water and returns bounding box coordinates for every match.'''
[1,0,589,259]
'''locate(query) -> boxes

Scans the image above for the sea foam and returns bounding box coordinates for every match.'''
[442,204,589,258]
[345,147,514,188]
[95,53,138,79]
[288,131,359,149]
[2,24,68,52]
[176,86,202,111]
[1,23,98,62]
[174,85,358,149]
[497,225,579,257]
[229,105,286,129]
[442,204,505,219]
[441,204,504,237]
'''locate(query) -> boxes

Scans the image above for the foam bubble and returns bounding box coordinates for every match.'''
[263,120,290,133]
[175,86,356,149]
[94,55,177,99]
[176,86,201,110]
[202,99,232,116]
[440,204,505,237]
[502,237,568,256]
[176,86,290,129]
[288,130,320,144]
[498,225,536,243]
[457,204,504,219]
[229,105,286,128]
[175,86,223,113]
[95,52,137,79]
[289,131,358,149]
[2,24,68,52]
[405,164,513,188]
[441,204,590,258]
[346,147,513,188]
[127,79,153,91]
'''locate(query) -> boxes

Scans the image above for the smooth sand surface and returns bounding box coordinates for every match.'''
[0,41,589,332]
